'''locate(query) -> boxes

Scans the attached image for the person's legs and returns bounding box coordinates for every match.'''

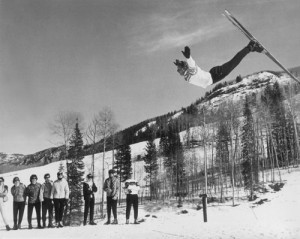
[35,202,42,227]
[13,202,18,227]
[42,200,47,226]
[107,197,112,221]
[83,199,89,224]
[89,197,95,223]
[0,202,9,225]
[18,202,25,227]
[133,195,138,221]
[209,47,250,84]
[53,199,59,223]
[27,203,34,228]
[58,199,65,222]
[126,195,131,220]
[112,199,117,220]
[48,199,54,226]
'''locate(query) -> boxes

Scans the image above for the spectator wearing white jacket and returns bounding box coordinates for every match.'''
[50,172,69,228]
[124,179,140,224]
[0,177,11,231]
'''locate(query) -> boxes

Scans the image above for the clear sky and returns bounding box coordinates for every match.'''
[0,0,299,154]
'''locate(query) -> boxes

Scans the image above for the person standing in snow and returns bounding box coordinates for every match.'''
[41,173,55,228]
[124,179,140,224]
[83,173,97,226]
[50,172,69,228]
[103,169,119,225]
[0,177,11,231]
[174,40,264,88]
[25,174,43,229]
[11,177,26,230]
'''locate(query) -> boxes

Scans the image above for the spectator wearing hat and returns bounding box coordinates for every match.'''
[83,173,97,226]
[11,177,26,230]
[124,179,140,224]
[25,174,43,229]
[0,177,11,231]
[103,169,119,225]
[50,172,69,228]
[41,173,55,228]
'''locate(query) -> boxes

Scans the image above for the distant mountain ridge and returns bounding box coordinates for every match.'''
[1,66,299,173]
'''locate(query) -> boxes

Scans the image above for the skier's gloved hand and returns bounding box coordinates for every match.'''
[181,46,190,59]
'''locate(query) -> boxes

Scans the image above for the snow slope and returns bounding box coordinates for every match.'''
[1,166,299,239]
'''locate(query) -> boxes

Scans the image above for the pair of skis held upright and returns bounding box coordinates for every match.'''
[223,10,300,85]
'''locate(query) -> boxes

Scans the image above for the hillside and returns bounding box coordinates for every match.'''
[1,162,299,238]
[1,68,300,173]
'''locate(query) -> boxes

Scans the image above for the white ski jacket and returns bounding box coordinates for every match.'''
[50,178,69,199]
[183,56,213,88]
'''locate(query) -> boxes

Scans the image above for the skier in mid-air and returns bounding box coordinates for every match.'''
[174,40,264,88]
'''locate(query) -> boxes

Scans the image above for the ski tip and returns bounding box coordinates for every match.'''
[224,9,231,15]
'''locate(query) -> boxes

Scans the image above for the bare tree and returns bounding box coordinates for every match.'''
[49,111,84,162]
[86,115,101,177]
[226,100,241,206]
[96,107,118,218]
[284,83,300,167]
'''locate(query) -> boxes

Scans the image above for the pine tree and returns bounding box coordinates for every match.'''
[160,121,185,201]
[65,121,85,226]
[143,140,159,200]
[241,96,256,200]
[216,119,230,202]
[114,144,132,183]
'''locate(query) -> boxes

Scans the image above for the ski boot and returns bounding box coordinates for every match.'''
[111,218,118,225]
[247,40,264,53]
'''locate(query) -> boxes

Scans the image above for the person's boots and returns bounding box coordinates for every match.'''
[89,221,97,225]
[134,219,140,224]
[111,218,118,224]
[104,219,111,225]
[247,40,264,53]
[83,220,87,226]
[6,225,11,231]
[17,223,21,229]
[42,220,46,228]
[13,224,18,230]
[48,222,55,228]
[37,222,44,229]
[28,223,33,229]
[58,221,64,228]
[126,219,129,224]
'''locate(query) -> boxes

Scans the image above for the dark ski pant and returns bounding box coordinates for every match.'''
[27,202,41,226]
[209,47,250,84]
[106,197,117,220]
[126,194,138,220]
[42,198,53,225]
[84,197,95,223]
[53,199,66,223]
[13,201,25,226]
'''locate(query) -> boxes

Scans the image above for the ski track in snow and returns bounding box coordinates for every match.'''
[1,167,300,239]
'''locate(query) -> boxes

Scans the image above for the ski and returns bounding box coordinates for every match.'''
[223,10,300,85]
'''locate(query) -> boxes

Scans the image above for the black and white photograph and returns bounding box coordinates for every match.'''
[0,0,300,238]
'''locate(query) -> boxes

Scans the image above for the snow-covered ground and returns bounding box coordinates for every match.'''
[1,166,299,239]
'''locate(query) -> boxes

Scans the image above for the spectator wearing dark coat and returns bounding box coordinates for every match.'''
[83,173,97,226]
[41,173,55,228]
[25,174,43,229]
[103,169,119,225]
[11,177,26,230]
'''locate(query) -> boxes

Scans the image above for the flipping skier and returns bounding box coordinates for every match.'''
[174,40,264,88]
